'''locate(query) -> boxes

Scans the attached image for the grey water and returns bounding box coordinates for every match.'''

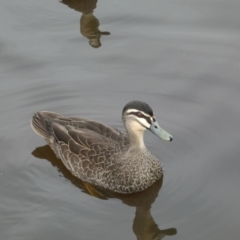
[0,0,240,239]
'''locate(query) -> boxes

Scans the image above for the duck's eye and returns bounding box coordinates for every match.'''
[137,112,144,117]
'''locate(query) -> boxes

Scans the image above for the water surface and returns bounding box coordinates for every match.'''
[0,0,240,239]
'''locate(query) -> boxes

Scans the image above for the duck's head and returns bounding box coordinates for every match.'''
[122,100,173,142]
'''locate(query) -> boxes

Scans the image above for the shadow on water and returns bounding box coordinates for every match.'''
[32,145,177,240]
[60,0,110,48]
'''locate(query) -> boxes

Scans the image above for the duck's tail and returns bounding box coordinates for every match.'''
[31,111,63,139]
[31,112,50,139]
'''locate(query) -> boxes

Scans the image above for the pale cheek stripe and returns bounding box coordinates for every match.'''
[138,118,151,128]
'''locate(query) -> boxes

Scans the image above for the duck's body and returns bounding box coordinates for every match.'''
[31,101,172,194]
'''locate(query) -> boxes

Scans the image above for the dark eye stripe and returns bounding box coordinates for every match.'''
[127,112,151,124]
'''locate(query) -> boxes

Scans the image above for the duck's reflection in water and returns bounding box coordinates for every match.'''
[32,145,177,240]
[60,0,110,48]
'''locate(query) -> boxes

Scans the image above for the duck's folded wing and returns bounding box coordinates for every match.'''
[32,111,128,143]
[51,122,122,179]
[68,117,129,143]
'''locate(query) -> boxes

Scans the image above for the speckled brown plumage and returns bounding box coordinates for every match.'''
[31,101,171,194]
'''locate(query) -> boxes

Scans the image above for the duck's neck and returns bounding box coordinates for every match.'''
[124,122,146,151]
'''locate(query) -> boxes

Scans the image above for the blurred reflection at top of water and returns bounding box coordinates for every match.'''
[60,0,110,48]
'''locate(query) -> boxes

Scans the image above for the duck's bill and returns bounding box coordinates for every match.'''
[149,121,173,141]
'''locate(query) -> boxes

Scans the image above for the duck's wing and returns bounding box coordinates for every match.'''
[50,122,129,182]
[31,112,129,181]
[69,117,129,144]
[31,111,128,143]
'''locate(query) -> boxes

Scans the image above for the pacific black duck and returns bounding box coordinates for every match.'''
[31,100,172,194]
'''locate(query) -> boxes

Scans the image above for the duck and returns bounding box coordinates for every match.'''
[31,100,172,194]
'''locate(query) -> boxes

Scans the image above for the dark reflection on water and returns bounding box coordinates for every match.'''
[32,145,177,240]
[60,0,110,48]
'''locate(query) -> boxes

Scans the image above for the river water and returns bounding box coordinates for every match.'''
[0,0,240,239]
